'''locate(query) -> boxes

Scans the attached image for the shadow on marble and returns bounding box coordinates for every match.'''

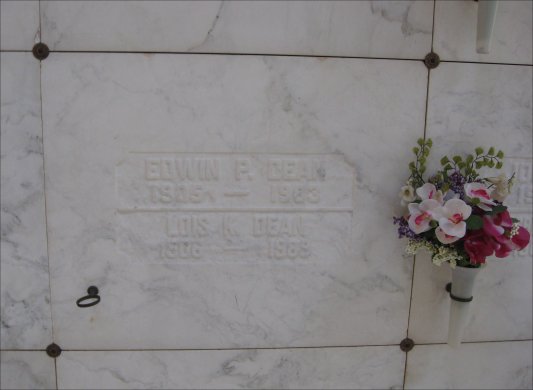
[1,53,52,349]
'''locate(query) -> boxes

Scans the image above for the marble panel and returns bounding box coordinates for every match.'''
[405,341,532,389]
[0,351,56,390]
[41,53,427,349]
[57,346,404,389]
[434,0,532,64]
[409,62,532,343]
[0,0,40,50]
[41,1,433,58]
[1,53,52,349]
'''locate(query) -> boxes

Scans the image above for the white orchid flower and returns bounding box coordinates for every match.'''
[437,198,472,239]
[408,199,441,234]
[464,182,497,211]
[435,227,461,244]
[416,183,444,204]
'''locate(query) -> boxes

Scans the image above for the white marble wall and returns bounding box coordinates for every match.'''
[1,1,531,389]
[1,53,52,350]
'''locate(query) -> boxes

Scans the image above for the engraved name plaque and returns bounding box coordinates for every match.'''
[116,153,355,263]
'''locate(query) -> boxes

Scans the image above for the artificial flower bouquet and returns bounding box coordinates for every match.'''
[394,138,530,268]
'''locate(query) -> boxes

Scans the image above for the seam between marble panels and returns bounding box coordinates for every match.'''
[1,49,531,67]
[430,0,436,52]
[3,338,529,352]
[38,52,56,347]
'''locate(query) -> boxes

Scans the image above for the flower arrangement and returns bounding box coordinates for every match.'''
[394,138,530,268]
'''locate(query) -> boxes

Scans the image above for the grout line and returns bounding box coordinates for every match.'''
[58,344,401,352]
[38,50,55,345]
[0,50,531,67]
[422,338,533,346]
[403,349,409,390]
[404,2,437,385]
[1,339,531,353]
[441,60,533,67]
[403,254,417,389]
[38,0,41,43]
[431,0,436,52]
[423,67,431,139]
[28,49,425,62]
[54,358,58,390]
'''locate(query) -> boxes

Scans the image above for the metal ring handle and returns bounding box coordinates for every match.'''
[445,282,473,303]
[76,286,100,308]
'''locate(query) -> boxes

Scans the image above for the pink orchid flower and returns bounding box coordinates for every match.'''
[416,183,444,204]
[408,199,441,234]
[437,198,472,239]
[464,182,497,211]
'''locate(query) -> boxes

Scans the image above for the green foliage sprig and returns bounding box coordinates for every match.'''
[408,138,432,188]
[439,146,504,182]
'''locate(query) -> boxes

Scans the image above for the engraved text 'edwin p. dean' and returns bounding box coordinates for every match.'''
[116,153,354,263]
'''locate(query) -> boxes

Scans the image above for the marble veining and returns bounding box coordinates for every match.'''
[41,53,426,349]
[405,341,532,389]
[0,0,40,50]
[57,347,404,389]
[1,53,52,349]
[0,351,56,390]
[434,0,532,64]
[41,1,432,58]
[409,61,532,343]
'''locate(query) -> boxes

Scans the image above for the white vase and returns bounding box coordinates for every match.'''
[447,266,482,347]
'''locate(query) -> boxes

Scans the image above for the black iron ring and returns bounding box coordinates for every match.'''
[446,282,473,303]
[76,286,100,308]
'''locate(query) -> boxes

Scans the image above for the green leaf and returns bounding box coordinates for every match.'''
[441,156,450,165]
[427,139,433,147]
[452,155,462,164]
[487,160,495,168]
[470,197,480,205]
[441,183,450,192]
[475,161,483,169]
[466,215,484,230]
[475,147,484,155]
[495,161,503,169]
[413,147,419,155]
[466,154,474,164]
[490,204,507,215]
[417,138,424,146]
[488,147,495,155]
[496,150,504,159]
